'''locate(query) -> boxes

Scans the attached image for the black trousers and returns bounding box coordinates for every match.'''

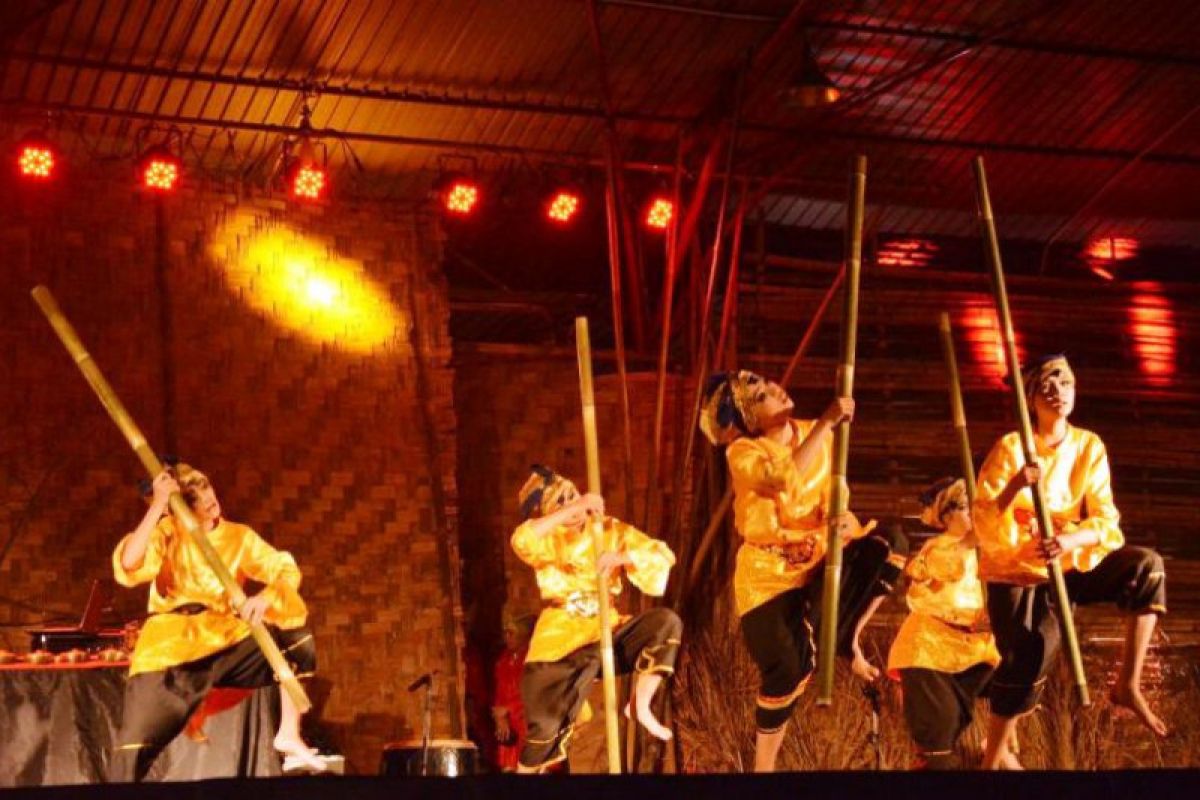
[107,624,316,783]
[518,607,682,770]
[899,663,994,770]
[740,530,907,732]
[987,545,1166,718]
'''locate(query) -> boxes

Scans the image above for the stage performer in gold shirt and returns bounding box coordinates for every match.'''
[108,463,324,782]
[887,478,1001,770]
[976,355,1168,769]
[700,371,907,772]
[511,465,681,773]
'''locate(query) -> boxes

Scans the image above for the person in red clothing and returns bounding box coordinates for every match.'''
[492,614,536,772]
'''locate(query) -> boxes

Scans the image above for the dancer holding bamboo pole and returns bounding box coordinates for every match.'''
[30,286,323,781]
[970,158,1168,770]
[885,319,1003,769]
[511,319,681,773]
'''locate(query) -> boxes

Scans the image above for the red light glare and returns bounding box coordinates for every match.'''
[444,181,479,215]
[1129,291,1176,386]
[1085,236,1138,262]
[547,191,581,223]
[959,304,1025,387]
[18,144,55,179]
[292,165,327,200]
[877,238,938,268]
[143,158,180,191]
[645,197,673,230]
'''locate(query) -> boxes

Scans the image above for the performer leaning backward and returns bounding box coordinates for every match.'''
[109,463,326,781]
[510,465,681,773]
[976,355,1169,769]
[700,370,908,773]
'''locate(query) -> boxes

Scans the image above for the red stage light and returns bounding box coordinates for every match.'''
[546,190,581,224]
[139,148,178,191]
[292,164,327,201]
[645,197,673,230]
[17,132,56,180]
[444,180,480,215]
[1085,236,1138,262]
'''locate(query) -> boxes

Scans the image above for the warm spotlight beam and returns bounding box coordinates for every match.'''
[29,286,311,713]
[972,156,1089,707]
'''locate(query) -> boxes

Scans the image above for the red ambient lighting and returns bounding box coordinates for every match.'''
[444,180,480,216]
[959,305,1024,386]
[18,140,55,180]
[645,197,673,230]
[877,238,938,268]
[1084,236,1138,280]
[292,164,327,200]
[142,156,180,192]
[546,190,581,224]
[1128,289,1177,386]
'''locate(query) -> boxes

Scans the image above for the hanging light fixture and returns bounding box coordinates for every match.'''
[288,100,328,202]
[780,42,841,109]
[16,130,57,180]
[139,145,181,192]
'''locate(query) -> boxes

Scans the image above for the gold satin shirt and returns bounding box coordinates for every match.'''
[887,533,1000,676]
[512,516,675,664]
[727,418,871,616]
[976,426,1124,585]
[113,517,307,675]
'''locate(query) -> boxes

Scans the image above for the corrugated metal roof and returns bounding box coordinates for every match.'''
[2,0,1199,242]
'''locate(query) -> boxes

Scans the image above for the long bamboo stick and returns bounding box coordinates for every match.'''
[938,312,977,499]
[30,285,310,712]
[574,316,622,774]
[816,155,867,706]
[970,156,1090,707]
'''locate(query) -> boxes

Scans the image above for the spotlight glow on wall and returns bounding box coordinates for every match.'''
[959,303,1025,386]
[210,215,403,353]
[1128,288,1177,386]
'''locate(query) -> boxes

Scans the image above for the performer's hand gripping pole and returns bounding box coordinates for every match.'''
[30,285,312,713]
[938,313,978,502]
[969,158,1090,707]
[816,155,867,706]
[574,316,622,774]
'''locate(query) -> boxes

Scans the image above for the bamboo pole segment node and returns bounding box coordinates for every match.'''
[816,155,867,706]
[574,316,623,774]
[29,285,311,713]
[970,157,1090,707]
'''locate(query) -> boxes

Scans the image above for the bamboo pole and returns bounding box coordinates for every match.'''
[574,316,623,774]
[970,156,1090,707]
[816,155,867,706]
[30,285,310,712]
[938,312,977,499]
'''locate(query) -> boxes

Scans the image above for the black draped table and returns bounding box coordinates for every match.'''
[0,661,281,786]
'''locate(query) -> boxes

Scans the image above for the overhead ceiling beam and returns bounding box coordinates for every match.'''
[600,0,1200,68]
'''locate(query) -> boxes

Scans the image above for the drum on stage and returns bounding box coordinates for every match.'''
[379,738,479,776]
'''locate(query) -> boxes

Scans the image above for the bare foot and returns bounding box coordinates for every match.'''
[851,650,880,682]
[624,700,672,741]
[1110,684,1169,737]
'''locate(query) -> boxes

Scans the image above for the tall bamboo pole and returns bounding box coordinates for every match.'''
[816,155,867,706]
[970,156,1090,706]
[574,316,622,774]
[938,313,977,499]
[30,285,310,712]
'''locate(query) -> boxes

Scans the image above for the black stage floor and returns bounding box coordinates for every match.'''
[4,771,1199,800]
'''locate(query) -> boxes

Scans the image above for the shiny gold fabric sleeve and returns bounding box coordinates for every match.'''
[236,527,306,624]
[511,520,558,568]
[726,437,791,496]
[906,536,968,584]
[1073,436,1124,563]
[615,519,675,597]
[111,519,170,587]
